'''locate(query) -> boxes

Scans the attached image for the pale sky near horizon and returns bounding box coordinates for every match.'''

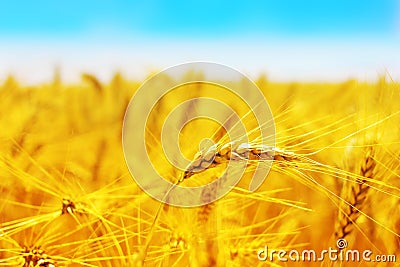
[0,1,399,84]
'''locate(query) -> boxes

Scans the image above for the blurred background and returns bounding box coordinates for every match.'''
[0,0,399,84]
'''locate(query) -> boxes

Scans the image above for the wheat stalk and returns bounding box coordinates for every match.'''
[195,177,221,267]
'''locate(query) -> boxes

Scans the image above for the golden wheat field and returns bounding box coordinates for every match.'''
[1,72,400,267]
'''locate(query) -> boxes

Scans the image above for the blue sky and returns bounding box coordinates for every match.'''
[0,0,398,38]
[0,1,399,83]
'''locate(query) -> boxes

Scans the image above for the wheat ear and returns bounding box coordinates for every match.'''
[335,146,375,239]
[22,247,57,267]
[180,141,297,182]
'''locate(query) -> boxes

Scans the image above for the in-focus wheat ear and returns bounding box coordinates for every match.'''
[180,141,296,183]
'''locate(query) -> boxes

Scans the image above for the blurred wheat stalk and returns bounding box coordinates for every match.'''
[0,73,400,267]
